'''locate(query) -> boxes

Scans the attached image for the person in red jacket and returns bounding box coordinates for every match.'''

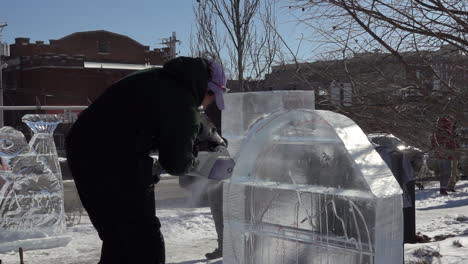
[430,115,460,195]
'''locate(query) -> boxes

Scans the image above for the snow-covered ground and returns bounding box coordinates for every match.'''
[405,180,468,264]
[1,181,467,264]
[0,206,220,264]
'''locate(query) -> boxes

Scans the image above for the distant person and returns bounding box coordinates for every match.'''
[203,102,226,260]
[430,115,460,195]
[65,57,227,264]
[178,67,227,260]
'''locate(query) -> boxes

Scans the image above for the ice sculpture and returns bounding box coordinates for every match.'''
[22,114,63,180]
[0,114,69,253]
[222,91,315,157]
[223,110,403,264]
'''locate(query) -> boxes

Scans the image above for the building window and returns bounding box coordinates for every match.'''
[415,70,421,80]
[330,82,352,106]
[98,40,110,54]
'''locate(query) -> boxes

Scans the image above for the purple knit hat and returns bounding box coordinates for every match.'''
[207,60,227,111]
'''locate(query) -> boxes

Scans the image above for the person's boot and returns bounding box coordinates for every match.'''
[440,188,449,196]
[205,247,222,260]
[447,187,456,192]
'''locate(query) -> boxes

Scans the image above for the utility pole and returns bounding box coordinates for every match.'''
[0,22,8,127]
[160,32,180,59]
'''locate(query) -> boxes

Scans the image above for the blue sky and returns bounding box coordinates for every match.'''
[0,1,203,56]
[0,0,315,58]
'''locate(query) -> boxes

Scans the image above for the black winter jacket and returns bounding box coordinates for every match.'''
[66,57,209,178]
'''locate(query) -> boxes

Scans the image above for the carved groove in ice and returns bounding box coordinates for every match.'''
[0,114,67,252]
[223,110,403,264]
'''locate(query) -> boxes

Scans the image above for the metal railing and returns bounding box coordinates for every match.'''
[0,106,88,126]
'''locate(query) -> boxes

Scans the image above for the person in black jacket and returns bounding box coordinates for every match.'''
[65,57,226,264]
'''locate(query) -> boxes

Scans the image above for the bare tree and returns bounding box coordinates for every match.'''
[190,0,225,64]
[192,0,281,91]
[260,0,468,153]
[246,0,281,82]
[291,0,467,54]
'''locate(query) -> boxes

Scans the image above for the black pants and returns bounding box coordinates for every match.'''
[67,148,165,263]
[207,181,223,249]
[78,181,165,264]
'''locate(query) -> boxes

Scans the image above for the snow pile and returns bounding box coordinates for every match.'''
[0,207,219,264]
[159,207,216,238]
[158,208,219,263]
[0,217,100,264]
[405,181,468,264]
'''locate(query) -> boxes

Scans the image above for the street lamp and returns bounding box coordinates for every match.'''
[0,62,7,127]
[0,22,8,127]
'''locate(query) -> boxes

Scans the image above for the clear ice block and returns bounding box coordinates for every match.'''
[0,114,68,252]
[223,110,403,264]
[222,91,315,157]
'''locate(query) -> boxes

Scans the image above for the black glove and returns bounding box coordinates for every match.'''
[193,138,200,157]
[152,159,164,184]
[221,136,228,147]
[197,140,224,152]
[195,114,226,152]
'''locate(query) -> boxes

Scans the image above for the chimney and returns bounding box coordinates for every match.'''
[15,38,30,45]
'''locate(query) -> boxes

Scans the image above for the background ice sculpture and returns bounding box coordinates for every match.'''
[223,109,403,264]
[22,114,64,182]
[0,114,68,253]
[222,91,315,156]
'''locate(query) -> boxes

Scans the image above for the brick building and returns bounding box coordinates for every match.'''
[2,30,174,126]
[1,30,175,155]
[262,46,468,149]
[264,45,468,108]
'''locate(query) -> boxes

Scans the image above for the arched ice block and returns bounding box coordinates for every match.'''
[223,110,403,264]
